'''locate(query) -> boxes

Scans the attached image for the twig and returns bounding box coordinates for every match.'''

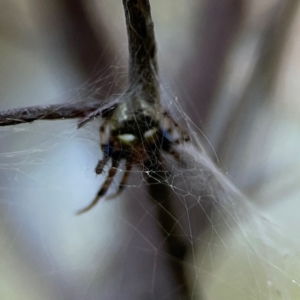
[123,0,159,103]
[0,101,115,126]
[123,1,190,299]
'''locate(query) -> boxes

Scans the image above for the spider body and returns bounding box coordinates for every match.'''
[76,95,189,214]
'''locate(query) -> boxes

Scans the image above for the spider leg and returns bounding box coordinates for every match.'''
[165,148,181,164]
[106,162,132,199]
[94,121,113,174]
[114,162,132,195]
[77,101,118,128]
[77,108,104,128]
[161,111,190,144]
[76,160,119,215]
[159,129,185,166]
[95,155,110,175]
[109,161,132,198]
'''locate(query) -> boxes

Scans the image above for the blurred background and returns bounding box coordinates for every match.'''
[1,0,300,299]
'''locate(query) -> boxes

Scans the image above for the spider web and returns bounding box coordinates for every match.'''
[1,1,300,300]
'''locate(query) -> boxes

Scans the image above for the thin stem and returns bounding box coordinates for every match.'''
[147,176,190,299]
[0,101,109,126]
[123,2,190,298]
[122,0,159,104]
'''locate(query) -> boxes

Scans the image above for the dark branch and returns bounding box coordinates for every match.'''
[0,101,103,126]
[147,177,190,299]
[124,1,191,298]
[123,0,159,103]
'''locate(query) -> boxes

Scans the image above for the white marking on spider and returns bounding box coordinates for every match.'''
[118,134,136,143]
[144,128,157,139]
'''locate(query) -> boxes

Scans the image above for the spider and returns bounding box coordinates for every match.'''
[75,90,190,214]
[0,0,190,214]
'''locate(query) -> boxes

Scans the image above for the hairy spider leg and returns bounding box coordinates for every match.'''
[95,155,110,175]
[155,126,183,165]
[161,111,190,144]
[165,148,181,164]
[115,162,132,193]
[78,108,103,128]
[76,159,119,215]
[106,162,132,199]
[77,100,118,128]
[99,121,110,147]
[94,121,112,175]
